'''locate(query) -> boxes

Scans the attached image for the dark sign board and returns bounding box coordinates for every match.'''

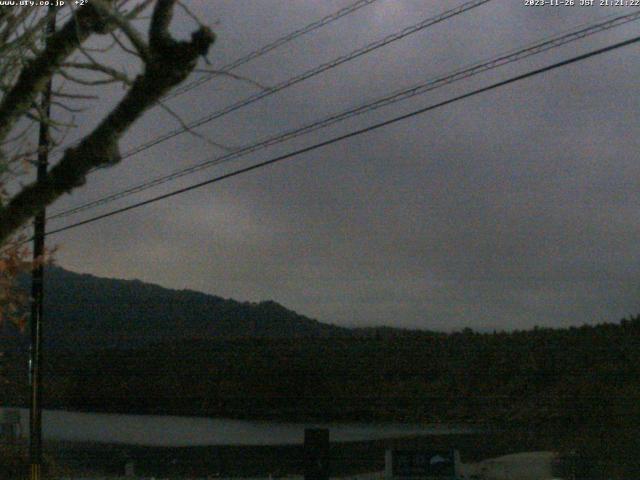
[391,449,456,478]
[304,428,330,480]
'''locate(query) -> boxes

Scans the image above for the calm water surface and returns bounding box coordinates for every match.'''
[1,407,473,446]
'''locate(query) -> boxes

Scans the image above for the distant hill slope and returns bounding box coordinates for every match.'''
[2,267,348,350]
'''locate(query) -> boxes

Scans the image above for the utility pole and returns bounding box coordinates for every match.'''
[30,5,56,480]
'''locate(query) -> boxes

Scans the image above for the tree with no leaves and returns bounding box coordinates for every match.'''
[0,0,215,325]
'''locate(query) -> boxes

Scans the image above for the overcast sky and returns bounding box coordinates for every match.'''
[40,0,640,331]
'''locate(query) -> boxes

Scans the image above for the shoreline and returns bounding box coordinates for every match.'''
[0,406,481,447]
[42,432,494,478]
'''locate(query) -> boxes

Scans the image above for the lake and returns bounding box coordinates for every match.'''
[1,407,473,446]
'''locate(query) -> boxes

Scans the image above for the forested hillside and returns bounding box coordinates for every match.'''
[4,316,638,428]
[3,314,639,476]
[2,269,638,477]
[1,267,347,351]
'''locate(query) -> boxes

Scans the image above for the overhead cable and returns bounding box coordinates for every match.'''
[166,0,382,99]
[118,0,493,160]
[49,11,640,221]
[42,34,640,239]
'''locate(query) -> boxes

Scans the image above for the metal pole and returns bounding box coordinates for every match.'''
[29,6,56,480]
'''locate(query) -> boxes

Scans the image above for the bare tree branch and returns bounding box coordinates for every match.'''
[0,1,119,147]
[92,0,151,61]
[0,0,215,244]
[157,100,234,152]
[62,61,133,85]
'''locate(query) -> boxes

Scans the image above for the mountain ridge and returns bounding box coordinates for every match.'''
[2,266,350,350]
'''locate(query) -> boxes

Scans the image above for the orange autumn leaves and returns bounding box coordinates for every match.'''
[0,235,54,331]
[0,236,30,331]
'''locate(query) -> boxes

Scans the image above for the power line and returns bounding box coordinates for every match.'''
[46,0,380,159]
[48,11,640,221]
[166,0,381,100]
[117,0,493,160]
[42,34,640,239]
[49,0,493,217]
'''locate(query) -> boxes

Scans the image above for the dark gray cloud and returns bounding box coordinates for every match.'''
[46,0,640,331]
